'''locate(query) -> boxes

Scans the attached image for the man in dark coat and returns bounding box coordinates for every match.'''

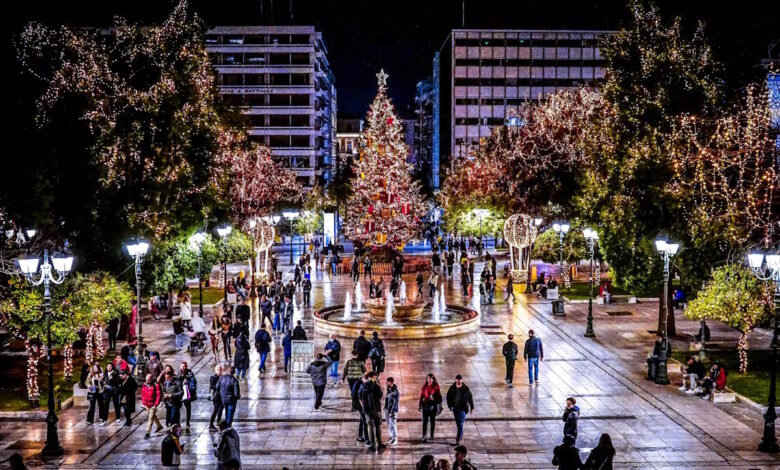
[259,295,273,329]
[215,420,241,470]
[118,370,138,426]
[552,435,583,470]
[254,324,272,373]
[359,372,385,452]
[305,353,331,411]
[446,374,475,446]
[292,320,307,340]
[161,424,184,467]
[218,368,241,425]
[235,298,251,325]
[302,276,312,306]
[280,295,294,333]
[351,376,370,444]
[502,334,519,387]
[562,397,580,444]
[353,330,371,362]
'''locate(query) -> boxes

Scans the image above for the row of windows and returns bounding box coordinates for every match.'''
[454,118,506,126]
[455,38,601,48]
[211,53,311,66]
[219,73,310,86]
[454,77,599,87]
[206,34,311,45]
[454,59,605,67]
[222,94,311,107]
[249,134,312,148]
[244,114,312,128]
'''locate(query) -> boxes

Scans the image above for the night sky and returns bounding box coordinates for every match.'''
[2,0,779,117]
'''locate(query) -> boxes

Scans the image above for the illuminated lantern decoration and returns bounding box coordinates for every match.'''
[368,205,374,215]
[401,203,410,215]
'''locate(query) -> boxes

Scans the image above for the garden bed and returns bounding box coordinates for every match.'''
[0,354,85,412]
[560,282,630,300]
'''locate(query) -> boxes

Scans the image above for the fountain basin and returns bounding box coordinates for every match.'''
[364,298,425,321]
[314,305,480,340]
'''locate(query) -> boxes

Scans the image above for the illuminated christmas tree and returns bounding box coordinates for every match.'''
[344,70,425,247]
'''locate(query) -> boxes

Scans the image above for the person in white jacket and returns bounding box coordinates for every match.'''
[180,295,192,328]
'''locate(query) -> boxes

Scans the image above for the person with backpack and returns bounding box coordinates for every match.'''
[177,361,197,430]
[254,324,272,373]
[523,329,544,385]
[141,373,163,438]
[502,334,519,387]
[584,433,615,470]
[369,332,386,376]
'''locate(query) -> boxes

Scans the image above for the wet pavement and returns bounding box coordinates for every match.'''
[3,255,780,469]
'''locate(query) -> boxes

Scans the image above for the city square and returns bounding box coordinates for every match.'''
[1,1,780,469]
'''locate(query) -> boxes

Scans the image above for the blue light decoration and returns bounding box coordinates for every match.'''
[769,73,780,148]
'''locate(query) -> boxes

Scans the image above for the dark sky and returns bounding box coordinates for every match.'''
[2,0,779,117]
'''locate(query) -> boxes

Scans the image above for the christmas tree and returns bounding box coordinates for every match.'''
[344,70,425,247]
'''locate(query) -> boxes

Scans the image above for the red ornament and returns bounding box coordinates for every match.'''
[365,221,375,233]
[387,117,394,125]
[368,205,374,215]
[401,203,410,215]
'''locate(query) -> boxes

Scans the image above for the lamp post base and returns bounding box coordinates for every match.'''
[584,329,595,338]
[42,444,64,458]
[654,360,670,385]
[42,411,63,458]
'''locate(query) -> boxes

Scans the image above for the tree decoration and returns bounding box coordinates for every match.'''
[63,344,73,380]
[25,340,41,403]
[344,70,425,246]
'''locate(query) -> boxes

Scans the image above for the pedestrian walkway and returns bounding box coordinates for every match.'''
[3,259,779,468]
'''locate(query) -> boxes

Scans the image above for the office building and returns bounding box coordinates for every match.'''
[205,25,337,189]
[433,29,613,182]
[414,78,435,191]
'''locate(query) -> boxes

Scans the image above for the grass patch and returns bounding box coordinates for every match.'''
[0,354,83,412]
[191,286,226,305]
[560,282,630,300]
[671,349,772,405]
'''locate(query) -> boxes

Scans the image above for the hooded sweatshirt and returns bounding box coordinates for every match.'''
[563,405,580,440]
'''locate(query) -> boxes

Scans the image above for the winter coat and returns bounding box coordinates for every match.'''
[218,374,241,406]
[161,432,183,466]
[292,325,307,340]
[353,335,371,361]
[524,336,544,360]
[502,341,518,361]
[281,302,294,320]
[350,379,364,412]
[384,384,399,415]
[419,383,442,411]
[215,426,242,470]
[305,357,331,387]
[446,383,474,413]
[177,369,197,402]
[325,339,341,362]
[714,368,727,390]
[254,328,272,353]
[282,334,293,356]
[583,446,614,470]
[235,304,251,324]
[342,358,366,381]
[180,301,192,322]
[144,360,163,380]
[369,337,385,360]
[553,442,583,470]
[209,373,221,403]
[302,280,312,293]
[359,379,384,417]
[119,375,138,413]
[161,378,183,406]
[141,382,162,408]
[234,335,251,370]
[563,406,580,440]
[260,299,273,316]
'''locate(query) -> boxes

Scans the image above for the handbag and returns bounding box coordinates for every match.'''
[183,383,191,401]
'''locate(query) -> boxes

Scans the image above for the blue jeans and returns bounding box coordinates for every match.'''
[273,313,280,331]
[329,360,339,379]
[453,409,467,441]
[528,357,539,383]
[175,333,187,349]
[236,368,246,379]
[224,403,236,425]
[259,352,268,371]
[284,354,291,371]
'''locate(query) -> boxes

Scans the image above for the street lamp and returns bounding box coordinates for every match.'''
[282,211,300,265]
[189,232,206,316]
[126,241,149,342]
[583,228,599,338]
[748,250,780,453]
[654,238,679,385]
[17,249,74,457]
[217,225,232,304]
[525,217,543,294]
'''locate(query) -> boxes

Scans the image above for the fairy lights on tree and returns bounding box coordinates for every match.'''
[344,70,425,247]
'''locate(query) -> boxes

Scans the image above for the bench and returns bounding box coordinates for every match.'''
[597,295,636,304]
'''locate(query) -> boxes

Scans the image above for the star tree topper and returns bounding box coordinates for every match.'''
[376,69,389,87]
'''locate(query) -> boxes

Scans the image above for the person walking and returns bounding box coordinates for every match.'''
[208,365,224,430]
[254,324,272,373]
[446,375,474,446]
[259,295,273,330]
[218,367,241,426]
[282,330,293,373]
[552,435,583,470]
[418,373,442,442]
[177,361,197,430]
[446,250,455,280]
[364,256,373,280]
[416,271,425,299]
[562,397,580,444]
[351,375,370,444]
[384,377,399,446]
[342,349,366,392]
[233,332,250,380]
[161,424,184,467]
[215,420,241,470]
[209,313,222,360]
[324,334,342,387]
[292,320,307,340]
[524,329,544,385]
[369,332,386,376]
[306,353,331,411]
[86,363,106,425]
[117,369,137,427]
[161,367,183,428]
[453,445,477,470]
[460,261,470,296]
[584,433,614,470]
[353,330,371,363]
[179,294,192,329]
[302,275,312,307]
[220,311,233,361]
[502,334,519,387]
[505,276,516,303]
[141,373,164,438]
[106,317,119,351]
[144,352,163,382]
[359,371,385,452]
[281,295,294,334]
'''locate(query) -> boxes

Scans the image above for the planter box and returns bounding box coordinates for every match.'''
[711,391,736,404]
[72,383,89,408]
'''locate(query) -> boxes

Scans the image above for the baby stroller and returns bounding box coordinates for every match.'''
[188,330,206,354]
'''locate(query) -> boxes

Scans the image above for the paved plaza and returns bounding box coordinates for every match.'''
[3,257,780,469]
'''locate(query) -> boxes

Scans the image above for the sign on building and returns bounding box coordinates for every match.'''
[290,340,315,385]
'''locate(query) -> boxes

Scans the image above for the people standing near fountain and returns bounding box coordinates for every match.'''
[351,257,360,283]
[460,261,470,297]
[376,277,385,296]
[502,334,519,387]
[446,250,456,280]
[418,374,442,442]
[281,295,294,333]
[446,375,474,446]
[305,353,332,411]
[384,377,399,446]
[369,332,386,376]
[505,275,516,303]
[390,276,399,298]
[324,334,342,388]
[364,256,373,280]
[351,375,370,445]
[254,324,272,374]
[523,330,544,385]
[416,271,425,299]
[392,256,404,279]
[302,275,312,307]
[353,330,372,363]
[427,270,439,299]
[292,320,307,340]
[342,349,366,391]
[369,278,378,299]
[432,251,441,275]
[359,371,386,452]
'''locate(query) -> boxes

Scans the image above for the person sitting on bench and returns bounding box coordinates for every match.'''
[679,355,706,394]
[697,362,727,398]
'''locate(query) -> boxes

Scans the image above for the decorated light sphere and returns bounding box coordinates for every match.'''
[503,214,537,248]
[255,220,275,251]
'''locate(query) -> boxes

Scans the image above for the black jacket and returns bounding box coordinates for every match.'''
[502,341,518,361]
[292,325,307,340]
[446,383,474,413]
[234,335,251,369]
[552,443,583,470]
[235,304,251,324]
[563,406,580,440]
[161,432,183,466]
[353,335,371,361]
[218,374,241,406]
[254,328,272,353]
[118,375,138,413]
[359,379,384,416]
[350,379,364,412]
[584,446,614,470]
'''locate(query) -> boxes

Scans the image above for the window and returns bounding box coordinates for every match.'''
[270,34,291,44]
[269,74,291,85]
[290,53,309,65]
[290,73,309,85]
[291,135,310,147]
[291,34,310,44]
[225,36,244,45]
[245,54,266,64]
[269,94,291,106]
[223,54,242,65]
[244,74,265,86]
[269,54,290,65]
[269,115,290,127]
[269,135,289,147]
[290,94,309,106]
[245,115,266,127]
[244,35,266,45]
[223,74,243,86]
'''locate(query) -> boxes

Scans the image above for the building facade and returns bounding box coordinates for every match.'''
[205,25,337,189]
[414,78,435,191]
[433,29,612,182]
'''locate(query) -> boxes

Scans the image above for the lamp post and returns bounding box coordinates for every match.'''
[551,222,569,317]
[17,249,74,457]
[654,238,679,385]
[283,211,300,265]
[126,241,149,342]
[217,226,232,305]
[525,217,543,294]
[748,250,780,453]
[189,232,206,316]
[583,228,598,338]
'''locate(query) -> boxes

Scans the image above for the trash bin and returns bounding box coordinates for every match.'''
[647,357,658,381]
[551,300,565,315]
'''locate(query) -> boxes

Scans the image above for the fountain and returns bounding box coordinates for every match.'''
[439,284,447,321]
[399,281,407,303]
[472,287,482,315]
[432,294,440,323]
[354,283,364,312]
[384,290,395,325]
[343,292,352,321]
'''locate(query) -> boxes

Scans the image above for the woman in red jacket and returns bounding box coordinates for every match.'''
[698,362,727,398]
[418,373,442,442]
[141,373,163,438]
